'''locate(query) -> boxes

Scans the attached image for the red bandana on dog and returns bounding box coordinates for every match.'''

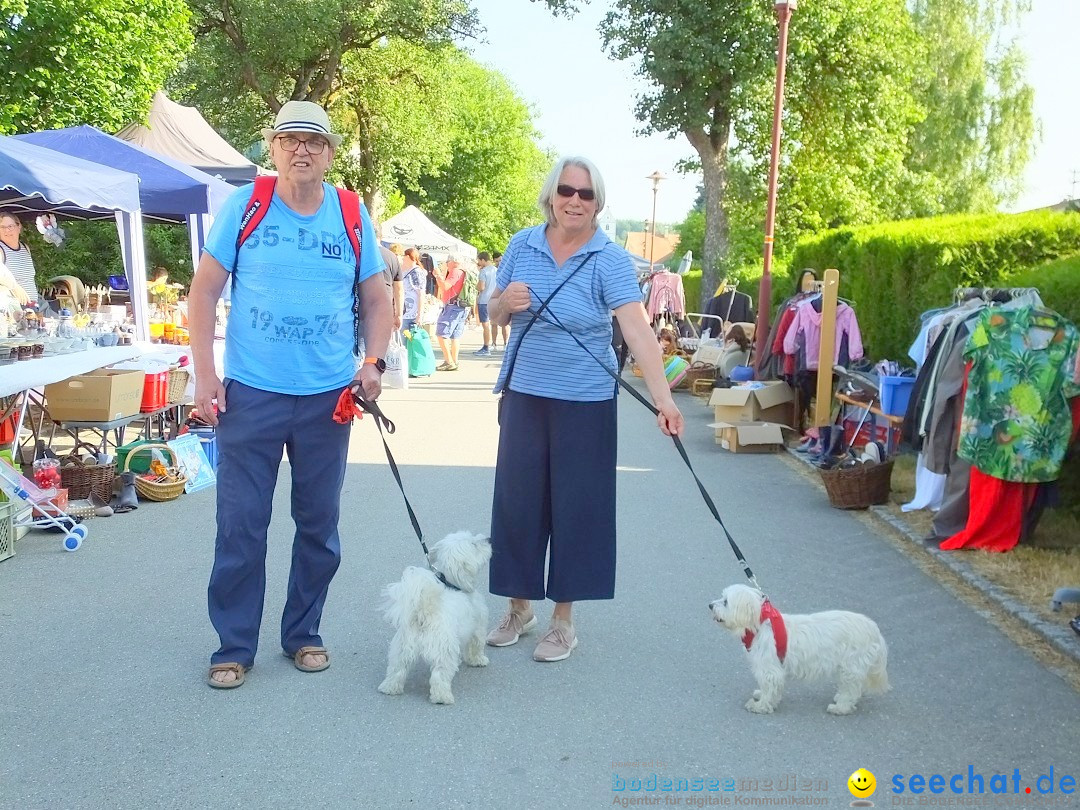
[741,599,788,663]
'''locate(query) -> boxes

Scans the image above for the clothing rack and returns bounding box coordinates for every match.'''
[954,286,1041,304]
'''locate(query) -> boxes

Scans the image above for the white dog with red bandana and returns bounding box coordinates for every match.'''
[709,584,890,715]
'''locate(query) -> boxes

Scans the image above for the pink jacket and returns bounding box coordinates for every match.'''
[646,272,685,319]
[782,300,864,370]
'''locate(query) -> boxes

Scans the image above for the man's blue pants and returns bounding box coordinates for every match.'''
[208,380,351,667]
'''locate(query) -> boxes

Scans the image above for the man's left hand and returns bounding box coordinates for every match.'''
[354,363,383,401]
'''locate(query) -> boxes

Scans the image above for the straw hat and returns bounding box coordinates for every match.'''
[261,101,342,148]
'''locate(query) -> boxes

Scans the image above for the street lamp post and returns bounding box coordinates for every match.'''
[646,170,665,271]
[754,0,797,366]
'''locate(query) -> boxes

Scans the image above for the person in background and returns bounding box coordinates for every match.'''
[432,254,467,371]
[400,247,426,335]
[491,250,507,348]
[0,212,38,305]
[379,242,404,331]
[484,155,684,662]
[473,251,497,356]
[188,100,390,690]
[419,252,439,337]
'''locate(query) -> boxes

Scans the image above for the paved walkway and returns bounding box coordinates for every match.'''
[2,330,1078,809]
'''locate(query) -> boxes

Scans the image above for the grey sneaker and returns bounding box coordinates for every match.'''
[486,608,537,647]
[533,619,578,662]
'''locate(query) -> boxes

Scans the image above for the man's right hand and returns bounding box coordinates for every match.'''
[194,375,227,426]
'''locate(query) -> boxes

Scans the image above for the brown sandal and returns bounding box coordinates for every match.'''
[207,662,248,689]
[285,646,330,672]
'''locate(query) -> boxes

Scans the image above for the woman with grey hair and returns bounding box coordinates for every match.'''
[484,155,684,662]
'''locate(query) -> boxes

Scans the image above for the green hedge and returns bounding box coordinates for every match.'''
[789,211,1080,361]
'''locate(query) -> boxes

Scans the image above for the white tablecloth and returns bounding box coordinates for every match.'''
[0,346,141,398]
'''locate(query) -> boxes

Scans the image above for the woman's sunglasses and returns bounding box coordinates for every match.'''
[556,184,596,201]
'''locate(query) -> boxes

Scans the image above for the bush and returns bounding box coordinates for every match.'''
[28,221,194,289]
[789,211,1080,361]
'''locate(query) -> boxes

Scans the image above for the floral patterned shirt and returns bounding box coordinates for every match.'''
[958,307,1080,483]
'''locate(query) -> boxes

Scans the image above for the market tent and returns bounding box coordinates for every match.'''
[117,92,259,185]
[380,205,478,262]
[0,134,152,340]
[15,124,236,272]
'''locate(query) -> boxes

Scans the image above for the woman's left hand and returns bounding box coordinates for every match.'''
[655,396,684,437]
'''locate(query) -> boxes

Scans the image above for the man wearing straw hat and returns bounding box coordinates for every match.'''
[189,101,391,689]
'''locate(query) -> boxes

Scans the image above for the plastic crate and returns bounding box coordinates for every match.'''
[140,371,169,412]
[188,428,218,472]
[0,501,15,563]
[116,439,158,474]
[879,375,915,417]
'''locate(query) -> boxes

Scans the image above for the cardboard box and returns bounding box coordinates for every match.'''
[709,382,796,427]
[44,368,145,423]
[31,487,67,518]
[709,421,793,453]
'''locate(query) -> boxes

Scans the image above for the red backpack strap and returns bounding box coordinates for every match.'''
[335,187,363,272]
[234,176,277,260]
[335,187,365,356]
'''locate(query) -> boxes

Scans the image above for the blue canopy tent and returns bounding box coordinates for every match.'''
[0,134,154,340]
[14,125,236,274]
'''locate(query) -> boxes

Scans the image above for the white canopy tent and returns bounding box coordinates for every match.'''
[380,205,477,262]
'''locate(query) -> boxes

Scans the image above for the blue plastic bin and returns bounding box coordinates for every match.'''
[188,428,218,472]
[879,376,915,417]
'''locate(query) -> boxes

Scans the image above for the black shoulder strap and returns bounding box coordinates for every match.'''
[501,252,594,393]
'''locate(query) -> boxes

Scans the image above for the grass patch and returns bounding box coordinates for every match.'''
[886,453,1080,624]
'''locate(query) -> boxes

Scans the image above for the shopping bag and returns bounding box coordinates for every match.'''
[406,328,436,377]
[384,332,409,389]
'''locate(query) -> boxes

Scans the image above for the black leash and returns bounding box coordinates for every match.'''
[349,388,462,592]
[523,303,761,590]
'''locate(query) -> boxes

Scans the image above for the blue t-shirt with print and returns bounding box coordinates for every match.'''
[493,225,641,402]
[203,182,384,395]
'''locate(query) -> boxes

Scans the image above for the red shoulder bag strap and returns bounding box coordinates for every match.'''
[335,187,364,357]
[234,175,277,261]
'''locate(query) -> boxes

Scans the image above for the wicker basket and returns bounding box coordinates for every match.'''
[167,368,189,403]
[819,459,894,510]
[685,361,716,388]
[124,443,187,502]
[59,456,117,501]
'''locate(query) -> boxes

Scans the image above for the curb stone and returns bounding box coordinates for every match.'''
[785,446,1080,667]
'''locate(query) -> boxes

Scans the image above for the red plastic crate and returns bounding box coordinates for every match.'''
[140,371,168,412]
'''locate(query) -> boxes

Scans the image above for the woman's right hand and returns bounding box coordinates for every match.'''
[499,281,532,314]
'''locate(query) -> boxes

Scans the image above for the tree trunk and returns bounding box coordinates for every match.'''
[685,129,730,310]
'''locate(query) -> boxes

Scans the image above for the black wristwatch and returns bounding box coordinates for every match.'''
[364,356,386,373]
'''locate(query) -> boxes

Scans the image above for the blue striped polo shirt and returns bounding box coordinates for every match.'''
[493,224,641,402]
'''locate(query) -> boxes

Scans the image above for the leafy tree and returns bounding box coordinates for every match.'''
[0,0,192,134]
[600,0,925,308]
[404,53,550,252]
[906,0,1036,213]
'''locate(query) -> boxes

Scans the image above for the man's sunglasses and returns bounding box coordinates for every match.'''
[556,184,596,201]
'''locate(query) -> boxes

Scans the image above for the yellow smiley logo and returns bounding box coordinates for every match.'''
[848,768,876,798]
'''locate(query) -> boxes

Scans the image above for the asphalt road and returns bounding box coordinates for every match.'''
[2,332,1077,809]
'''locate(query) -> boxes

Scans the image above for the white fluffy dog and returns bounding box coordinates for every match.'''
[709,584,889,715]
[378,532,492,705]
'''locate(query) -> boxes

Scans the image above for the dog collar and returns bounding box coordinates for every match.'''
[741,599,787,663]
[431,567,464,593]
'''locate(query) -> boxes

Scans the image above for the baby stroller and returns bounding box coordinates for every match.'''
[0,460,87,551]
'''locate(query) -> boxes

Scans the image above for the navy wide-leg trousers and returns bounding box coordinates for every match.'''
[208,380,351,667]
[489,390,618,602]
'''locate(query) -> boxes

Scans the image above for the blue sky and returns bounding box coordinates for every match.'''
[466,0,1079,225]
